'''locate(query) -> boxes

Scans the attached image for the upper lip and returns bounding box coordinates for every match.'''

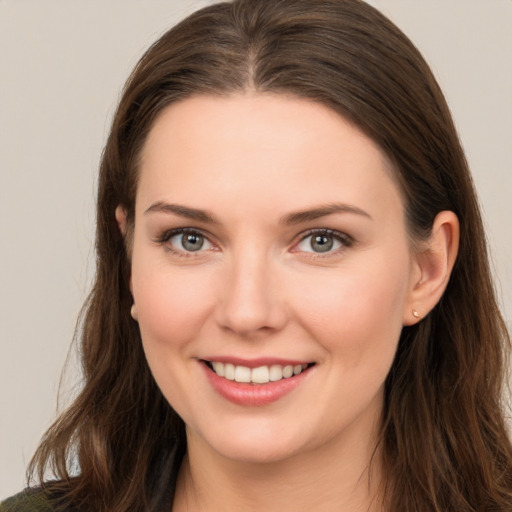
[200,356,313,368]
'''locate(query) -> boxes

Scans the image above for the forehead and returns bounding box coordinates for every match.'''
[137,93,403,222]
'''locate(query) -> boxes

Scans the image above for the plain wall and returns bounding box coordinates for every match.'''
[1,0,511,499]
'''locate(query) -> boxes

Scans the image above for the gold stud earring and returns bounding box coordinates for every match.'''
[412,309,420,319]
[131,304,138,321]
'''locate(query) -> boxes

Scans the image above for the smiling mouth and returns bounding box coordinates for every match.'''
[203,360,315,384]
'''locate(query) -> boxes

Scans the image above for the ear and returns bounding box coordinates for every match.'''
[115,205,128,236]
[403,211,459,325]
[115,205,135,296]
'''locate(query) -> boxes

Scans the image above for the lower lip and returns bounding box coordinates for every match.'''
[202,363,312,406]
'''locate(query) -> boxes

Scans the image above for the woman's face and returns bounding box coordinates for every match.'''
[129,93,421,463]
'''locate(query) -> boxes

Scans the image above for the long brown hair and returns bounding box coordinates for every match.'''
[29,1,512,510]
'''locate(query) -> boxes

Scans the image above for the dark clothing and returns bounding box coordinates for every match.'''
[0,490,55,512]
[1,443,184,511]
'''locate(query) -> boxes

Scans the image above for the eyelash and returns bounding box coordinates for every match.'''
[154,227,354,257]
[155,228,214,258]
[296,228,354,256]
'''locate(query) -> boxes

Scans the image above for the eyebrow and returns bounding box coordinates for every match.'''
[280,203,372,225]
[144,201,371,225]
[144,202,218,224]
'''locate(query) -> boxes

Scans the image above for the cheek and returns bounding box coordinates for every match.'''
[290,253,410,364]
[132,260,216,351]
[131,260,217,417]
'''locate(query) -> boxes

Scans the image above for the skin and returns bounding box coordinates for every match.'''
[116,93,459,511]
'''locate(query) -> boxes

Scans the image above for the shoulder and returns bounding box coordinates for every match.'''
[0,489,57,512]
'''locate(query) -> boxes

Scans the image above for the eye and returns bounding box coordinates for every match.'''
[295,229,352,254]
[160,229,214,254]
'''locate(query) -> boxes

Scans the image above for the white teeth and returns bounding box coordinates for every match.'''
[269,364,283,381]
[224,363,235,380]
[234,365,251,383]
[251,366,270,384]
[212,362,224,377]
[282,365,293,378]
[209,361,309,384]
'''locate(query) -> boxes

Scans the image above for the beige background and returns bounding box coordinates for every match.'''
[1,0,511,499]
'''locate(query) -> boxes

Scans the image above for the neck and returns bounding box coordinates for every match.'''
[173,421,384,512]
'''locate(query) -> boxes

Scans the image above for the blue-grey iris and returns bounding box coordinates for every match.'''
[182,233,204,251]
[311,235,333,253]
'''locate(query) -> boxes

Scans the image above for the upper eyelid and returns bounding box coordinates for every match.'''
[291,228,354,253]
[158,227,215,242]
[296,228,353,242]
[157,228,216,256]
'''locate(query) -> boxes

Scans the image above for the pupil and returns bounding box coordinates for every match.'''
[182,233,203,251]
[312,235,333,253]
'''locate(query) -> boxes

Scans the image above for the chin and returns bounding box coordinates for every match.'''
[190,419,312,465]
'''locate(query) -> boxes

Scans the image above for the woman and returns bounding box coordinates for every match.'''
[2,0,511,510]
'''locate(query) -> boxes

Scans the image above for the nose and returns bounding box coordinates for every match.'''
[215,249,287,337]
